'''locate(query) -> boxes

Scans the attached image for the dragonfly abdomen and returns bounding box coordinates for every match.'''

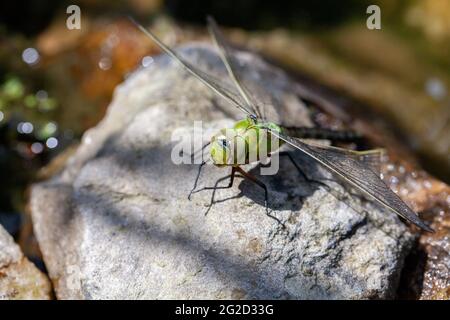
[282,126,362,142]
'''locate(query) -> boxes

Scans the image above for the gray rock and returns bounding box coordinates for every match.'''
[31,44,414,299]
[0,225,52,299]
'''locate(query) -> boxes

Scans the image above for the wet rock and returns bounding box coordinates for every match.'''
[0,225,52,299]
[394,170,450,300]
[31,44,416,299]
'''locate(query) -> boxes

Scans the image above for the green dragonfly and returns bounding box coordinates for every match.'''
[130,16,433,232]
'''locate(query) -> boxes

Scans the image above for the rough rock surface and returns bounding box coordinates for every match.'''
[0,225,52,299]
[31,44,415,299]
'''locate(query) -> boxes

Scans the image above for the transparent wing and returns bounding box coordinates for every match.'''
[207,16,262,118]
[270,130,433,232]
[304,142,385,174]
[129,17,254,117]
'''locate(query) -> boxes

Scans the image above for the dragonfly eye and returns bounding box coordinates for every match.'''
[210,136,232,166]
[220,139,228,148]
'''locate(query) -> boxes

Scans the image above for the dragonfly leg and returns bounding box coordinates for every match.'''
[188,161,206,200]
[234,167,284,227]
[193,166,237,194]
[196,167,238,216]
[278,151,330,191]
[190,141,211,163]
[187,142,212,200]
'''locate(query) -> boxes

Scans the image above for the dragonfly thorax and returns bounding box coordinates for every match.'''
[210,118,283,166]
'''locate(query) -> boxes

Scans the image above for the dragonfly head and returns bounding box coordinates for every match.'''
[210,132,232,166]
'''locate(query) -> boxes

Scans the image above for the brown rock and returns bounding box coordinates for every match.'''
[0,226,52,300]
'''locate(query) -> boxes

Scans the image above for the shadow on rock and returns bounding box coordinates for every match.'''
[76,186,287,299]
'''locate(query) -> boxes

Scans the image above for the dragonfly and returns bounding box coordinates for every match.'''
[129,16,434,232]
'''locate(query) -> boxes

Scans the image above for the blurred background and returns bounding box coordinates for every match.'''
[0,0,449,267]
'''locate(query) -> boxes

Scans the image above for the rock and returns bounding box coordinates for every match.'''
[31,44,416,299]
[394,173,450,300]
[0,225,52,299]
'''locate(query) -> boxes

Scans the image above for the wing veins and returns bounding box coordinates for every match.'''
[269,130,433,232]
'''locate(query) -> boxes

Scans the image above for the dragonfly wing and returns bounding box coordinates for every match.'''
[129,17,254,117]
[207,16,261,118]
[303,142,384,175]
[270,130,434,232]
